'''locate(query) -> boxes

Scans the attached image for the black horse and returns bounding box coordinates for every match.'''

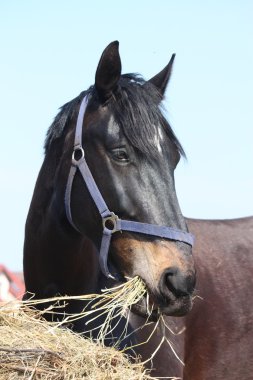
[23,42,253,379]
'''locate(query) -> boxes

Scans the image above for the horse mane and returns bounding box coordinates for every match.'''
[44,74,185,158]
[44,91,87,152]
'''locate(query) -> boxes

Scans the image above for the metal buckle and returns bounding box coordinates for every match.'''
[102,213,119,233]
[72,146,85,164]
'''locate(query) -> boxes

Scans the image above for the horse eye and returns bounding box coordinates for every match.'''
[111,148,129,163]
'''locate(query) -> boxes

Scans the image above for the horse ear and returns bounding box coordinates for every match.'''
[95,41,122,101]
[148,54,176,97]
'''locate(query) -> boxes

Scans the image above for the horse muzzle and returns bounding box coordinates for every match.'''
[130,267,196,320]
[158,266,196,316]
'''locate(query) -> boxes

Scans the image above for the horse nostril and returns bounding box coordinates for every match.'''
[163,267,195,297]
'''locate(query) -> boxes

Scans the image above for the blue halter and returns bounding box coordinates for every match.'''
[65,96,194,280]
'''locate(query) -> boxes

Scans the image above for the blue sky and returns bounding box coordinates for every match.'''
[0,1,252,270]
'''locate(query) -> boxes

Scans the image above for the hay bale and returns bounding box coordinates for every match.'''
[0,303,154,380]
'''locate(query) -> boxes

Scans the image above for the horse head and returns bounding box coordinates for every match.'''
[45,41,196,319]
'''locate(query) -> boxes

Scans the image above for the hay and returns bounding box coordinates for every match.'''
[22,276,147,344]
[0,304,154,380]
[0,276,184,379]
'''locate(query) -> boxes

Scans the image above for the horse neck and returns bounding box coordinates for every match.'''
[24,150,100,297]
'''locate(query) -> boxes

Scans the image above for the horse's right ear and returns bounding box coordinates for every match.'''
[148,54,176,98]
[95,41,122,102]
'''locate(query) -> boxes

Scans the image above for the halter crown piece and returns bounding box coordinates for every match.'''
[65,95,194,280]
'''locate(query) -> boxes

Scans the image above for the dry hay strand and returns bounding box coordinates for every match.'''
[0,304,154,380]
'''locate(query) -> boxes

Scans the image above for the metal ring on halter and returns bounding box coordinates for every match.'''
[102,212,119,234]
[72,146,85,164]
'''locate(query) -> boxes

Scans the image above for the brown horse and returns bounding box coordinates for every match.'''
[23,41,253,379]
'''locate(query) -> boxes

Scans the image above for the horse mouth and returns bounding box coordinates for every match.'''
[130,291,193,321]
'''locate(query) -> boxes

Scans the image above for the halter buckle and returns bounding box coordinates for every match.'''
[102,212,119,234]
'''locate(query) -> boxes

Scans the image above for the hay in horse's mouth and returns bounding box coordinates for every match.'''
[21,276,148,344]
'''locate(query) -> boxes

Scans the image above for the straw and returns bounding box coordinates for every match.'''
[0,275,185,379]
[0,300,154,380]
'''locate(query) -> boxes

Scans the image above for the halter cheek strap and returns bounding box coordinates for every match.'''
[65,95,194,280]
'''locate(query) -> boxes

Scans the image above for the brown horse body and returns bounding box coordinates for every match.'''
[133,217,253,379]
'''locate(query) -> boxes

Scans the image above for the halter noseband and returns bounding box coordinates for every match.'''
[65,95,194,280]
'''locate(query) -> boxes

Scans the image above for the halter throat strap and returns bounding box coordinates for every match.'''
[65,95,194,280]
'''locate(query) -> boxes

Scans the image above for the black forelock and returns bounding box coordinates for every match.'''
[44,74,185,158]
[109,73,185,158]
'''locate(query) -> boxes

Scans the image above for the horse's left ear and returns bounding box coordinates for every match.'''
[148,54,176,97]
[95,41,122,101]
